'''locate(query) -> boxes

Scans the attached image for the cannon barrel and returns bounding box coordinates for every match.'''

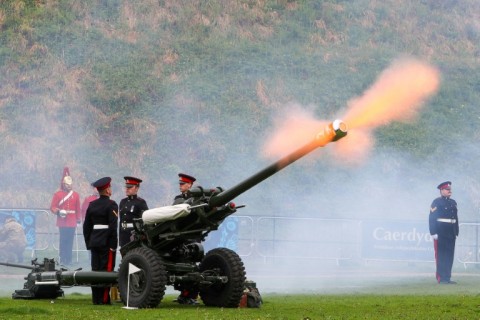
[2,257,119,299]
[0,261,37,270]
[208,119,347,208]
[33,270,118,286]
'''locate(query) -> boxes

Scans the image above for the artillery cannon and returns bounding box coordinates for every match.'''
[117,120,348,308]
[0,258,117,299]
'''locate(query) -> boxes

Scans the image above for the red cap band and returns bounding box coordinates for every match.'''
[179,176,194,183]
[97,182,110,190]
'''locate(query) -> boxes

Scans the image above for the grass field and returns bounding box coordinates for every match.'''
[2,268,480,320]
[1,290,480,320]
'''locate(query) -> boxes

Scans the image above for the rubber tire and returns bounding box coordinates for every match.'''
[118,247,167,308]
[199,247,246,307]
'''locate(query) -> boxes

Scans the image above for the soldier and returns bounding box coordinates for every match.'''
[83,177,118,305]
[119,176,148,248]
[50,167,81,266]
[172,173,199,305]
[429,181,459,284]
[0,214,27,262]
[173,173,196,205]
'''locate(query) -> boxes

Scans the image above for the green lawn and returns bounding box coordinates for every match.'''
[1,292,480,320]
[1,273,480,320]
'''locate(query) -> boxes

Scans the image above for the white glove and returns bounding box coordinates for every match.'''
[432,234,438,240]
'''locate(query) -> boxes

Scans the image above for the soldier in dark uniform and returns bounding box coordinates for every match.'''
[83,177,118,305]
[429,181,459,284]
[119,176,148,249]
[173,173,196,205]
[172,173,199,305]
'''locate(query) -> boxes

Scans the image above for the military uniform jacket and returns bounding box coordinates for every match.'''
[173,193,190,205]
[119,195,148,227]
[50,190,81,228]
[429,196,459,238]
[83,195,118,250]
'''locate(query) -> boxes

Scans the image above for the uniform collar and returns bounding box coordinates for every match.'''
[128,195,138,200]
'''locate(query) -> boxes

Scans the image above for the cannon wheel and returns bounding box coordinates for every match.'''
[118,247,167,308]
[199,247,246,307]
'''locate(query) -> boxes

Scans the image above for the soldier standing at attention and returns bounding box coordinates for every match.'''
[83,177,118,305]
[119,176,148,248]
[429,181,459,284]
[50,167,81,266]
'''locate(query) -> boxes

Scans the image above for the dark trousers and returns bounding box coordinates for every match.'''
[90,247,116,305]
[59,227,75,265]
[434,236,456,282]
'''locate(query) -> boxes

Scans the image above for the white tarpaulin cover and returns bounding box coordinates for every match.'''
[142,204,191,225]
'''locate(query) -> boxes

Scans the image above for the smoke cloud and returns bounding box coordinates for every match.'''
[262,58,440,166]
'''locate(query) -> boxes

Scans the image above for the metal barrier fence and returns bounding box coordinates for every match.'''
[456,222,480,268]
[251,216,361,264]
[1,210,478,267]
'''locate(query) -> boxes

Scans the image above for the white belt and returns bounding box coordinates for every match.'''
[65,210,76,214]
[437,218,456,224]
[93,224,109,230]
[125,223,134,228]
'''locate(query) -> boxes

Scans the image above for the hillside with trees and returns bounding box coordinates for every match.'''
[0,0,479,219]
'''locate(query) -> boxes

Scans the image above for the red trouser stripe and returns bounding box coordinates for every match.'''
[103,250,115,303]
[106,250,114,272]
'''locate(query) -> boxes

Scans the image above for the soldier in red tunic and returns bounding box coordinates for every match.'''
[50,167,81,266]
